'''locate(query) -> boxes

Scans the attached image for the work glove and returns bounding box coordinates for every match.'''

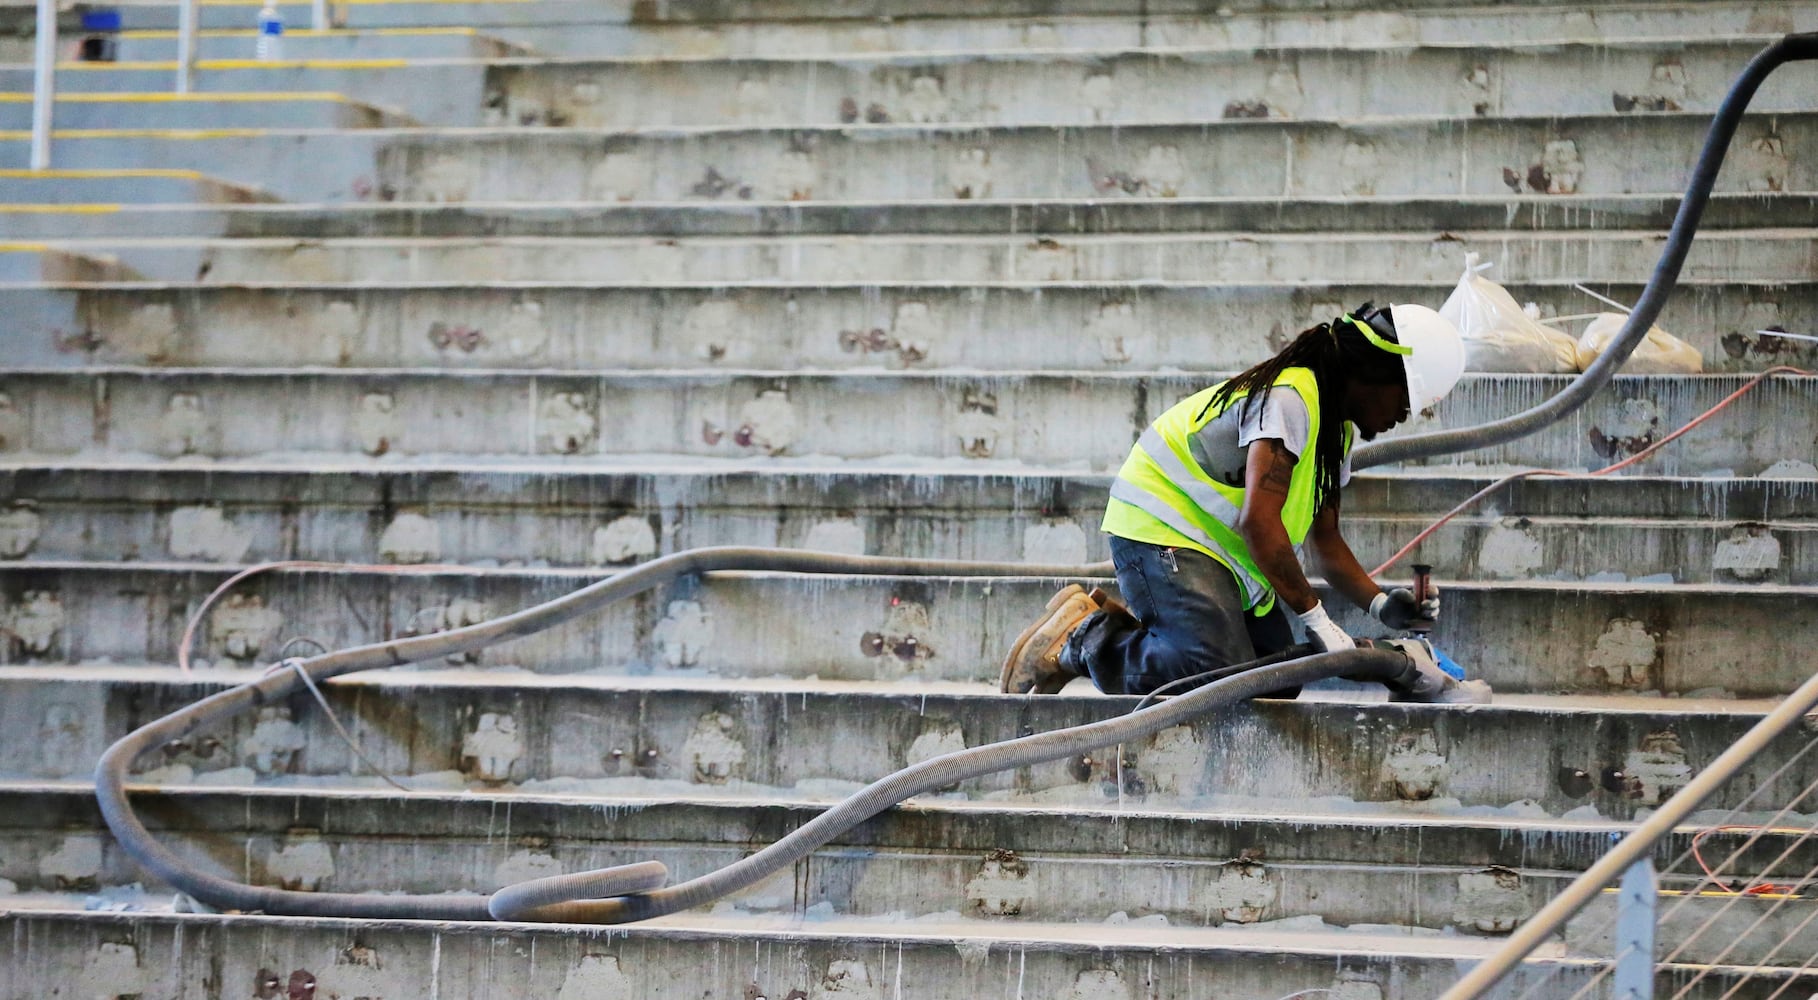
[1371,586,1440,630]
[1296,601,1356,653]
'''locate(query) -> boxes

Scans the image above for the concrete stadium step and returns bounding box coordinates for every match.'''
[3,779,1811,955]
[0,244,136,282]
[11,904,1769,1000]
[14,278,1811,375]
[0,369,1807,476]
[2,190,1812,240]
[0,91,411,129]
[2,464,1814,586]
[0,664,1802,815]
[485,39,1808,131]
[0,110,1803,203]
[109,27,530,61]
[0,167,275,204]
[0,563,1809,695]
[4,59,488,126]
[15,229,1814,286]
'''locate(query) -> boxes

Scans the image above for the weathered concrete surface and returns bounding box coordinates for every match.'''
[4,781,1810,946]
[0,663,1801,814]
[484,40,1812,129]
[0,368,1808,476]
[13,278,1814,375]
[3,112,1807,203]
[5,906,1733,1000]
[108,27,528,62]
[0,93,409,131]
[5,192,1811,241]
[19,229,1816,285]
[2,464,1814,585]
[0,168,274,205]
[0,247,135,283]
[0,565,1810,695]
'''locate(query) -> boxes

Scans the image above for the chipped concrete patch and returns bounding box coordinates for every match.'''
[110,301,177,361]
[815,959,880,999]
[1625,730,1692,805]
[803,517,866,555]
[462,712,523,783]
[906,720,967,766]
[0,503,41,558]
[495,848,562,887]
[211,593,283,661]
[378,512,442,564]
[268,834,335,891]
[1477,521,1545,579]
[417,155,473,202]
[499,299,549,358]
[326,942,390,999]
[41,834,103,887]
[654,600,713,668]
[1138,145,1185,197]
[1585,618,1659,689]
[1760,458,1818,479]
[1455,867,1529,933]
[1137,725,1204,797]
[736,389,799,455]
[353,391,399,457]
[684,299,742,363]
[1080,72,1116,121]
[168,505,254,563]
[948,148,993,199]
[767,149,819,201]
[72,942,148,999]
[591,515,658,565]
[1385,730,1448,801]
[901,75,950,123]
[243,706,306,775]
[161,391,209,455]
[586,154,644,201]
[1088,300,1142,364]
[1207,860,1276,923]
[7,589,64,655]
[964,849,1029,917]
[1023,520,1088,565]
[682,711,747,784]
[1066,970,1130,1000]
[1333,980,1386,1000]
[860,598,934,665]
[559,954,634,1000]
[1713,526,1782,581]
[538,391,597,454]
[890,300,938,365]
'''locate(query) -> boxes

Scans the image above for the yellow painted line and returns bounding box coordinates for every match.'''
[0,243,52,253]
[0,128,269,139]
[0,168,205,179]
[0,91,352,103]
[117,27,478,37]
[0,204,123,215]
[58,58,414,70]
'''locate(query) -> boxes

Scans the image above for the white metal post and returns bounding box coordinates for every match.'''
[175,0,198,93]
[1613,859,1659,1000]
[30,0,56,170]
[312,0,329,31]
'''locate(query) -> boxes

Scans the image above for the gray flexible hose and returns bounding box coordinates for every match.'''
[93,543,1408,921]
[1354,32,1818,471]
[94,33,1814,926]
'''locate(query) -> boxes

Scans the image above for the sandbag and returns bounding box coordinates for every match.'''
[1439,253,1579,373]
[1574,312,1703,374]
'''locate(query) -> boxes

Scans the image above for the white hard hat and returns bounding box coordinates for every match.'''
[1388,303,1466,411]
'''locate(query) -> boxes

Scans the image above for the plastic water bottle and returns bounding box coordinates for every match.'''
[255,2,284,62]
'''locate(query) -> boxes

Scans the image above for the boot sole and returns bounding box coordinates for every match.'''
[997,583,1084,693]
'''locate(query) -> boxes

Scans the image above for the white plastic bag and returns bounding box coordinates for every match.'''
[1439,253,1579,373]
[1574,312,1703,374]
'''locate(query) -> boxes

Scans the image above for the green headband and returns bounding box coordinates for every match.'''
[1343,313,1412,356]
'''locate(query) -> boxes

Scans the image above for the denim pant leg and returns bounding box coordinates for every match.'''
[1074,536,1301,698]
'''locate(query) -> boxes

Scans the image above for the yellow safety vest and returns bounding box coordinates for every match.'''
[1100,367,1350,615]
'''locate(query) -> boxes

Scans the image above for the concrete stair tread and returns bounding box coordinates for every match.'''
[0,662,1789,716]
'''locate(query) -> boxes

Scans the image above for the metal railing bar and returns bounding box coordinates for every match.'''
[176,0,198,93]
[30,0,54,169]
[1440,667,1818,999]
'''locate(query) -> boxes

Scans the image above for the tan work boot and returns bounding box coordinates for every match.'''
[999,584,1096,694]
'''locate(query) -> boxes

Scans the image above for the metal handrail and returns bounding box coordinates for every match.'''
[1439,668,1818,998]
[30,0,54,169]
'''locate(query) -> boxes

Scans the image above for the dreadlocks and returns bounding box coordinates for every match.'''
[1201,302,1409,510]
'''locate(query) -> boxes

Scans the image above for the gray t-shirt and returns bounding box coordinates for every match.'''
[1188,385,1353,490]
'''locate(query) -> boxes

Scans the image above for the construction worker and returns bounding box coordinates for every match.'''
[1001,303,1465,697]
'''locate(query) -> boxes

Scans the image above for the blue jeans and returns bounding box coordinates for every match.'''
[1068,536,1300,697]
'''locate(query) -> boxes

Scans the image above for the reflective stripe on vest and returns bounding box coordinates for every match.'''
[1101,367,1337,611]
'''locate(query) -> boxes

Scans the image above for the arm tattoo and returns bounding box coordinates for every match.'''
[1258,447,1295,496]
